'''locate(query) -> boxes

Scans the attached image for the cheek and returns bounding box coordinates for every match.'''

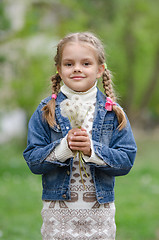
[62,68,71,75]
[59,70,67,78]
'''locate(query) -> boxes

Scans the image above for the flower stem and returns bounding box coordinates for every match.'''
[80,154,89,178]
[79,152,86,190]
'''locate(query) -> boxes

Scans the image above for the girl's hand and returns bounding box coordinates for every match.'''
[67,128,91,157]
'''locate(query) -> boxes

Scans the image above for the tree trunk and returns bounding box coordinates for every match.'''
[122,13,136,119]
[140,49,159,110]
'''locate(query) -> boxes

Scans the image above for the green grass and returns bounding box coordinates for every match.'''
[0,140,42,240]
[0,136,159,239]
[115,137,159,240]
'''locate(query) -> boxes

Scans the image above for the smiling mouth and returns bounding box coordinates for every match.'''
[71,76,85,80]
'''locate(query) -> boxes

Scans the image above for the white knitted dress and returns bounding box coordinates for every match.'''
[41,84,116,240]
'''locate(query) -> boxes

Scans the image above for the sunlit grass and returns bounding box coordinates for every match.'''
[0,136,159,239]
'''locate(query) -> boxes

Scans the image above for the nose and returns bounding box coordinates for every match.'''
[73,64,81,72]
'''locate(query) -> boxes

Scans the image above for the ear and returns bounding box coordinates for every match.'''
[97,64,105,79]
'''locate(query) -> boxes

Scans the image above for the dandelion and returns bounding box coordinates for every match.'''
[71,95,81,102]
[61,96,92,128]
[60,96,92,188]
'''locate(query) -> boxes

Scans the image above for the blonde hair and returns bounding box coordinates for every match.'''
[42,32,127,130]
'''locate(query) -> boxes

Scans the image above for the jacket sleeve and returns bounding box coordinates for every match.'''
[90,115,137,176]
[23,103,70,175]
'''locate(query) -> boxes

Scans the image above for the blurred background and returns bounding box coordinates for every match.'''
[0,0,159,239]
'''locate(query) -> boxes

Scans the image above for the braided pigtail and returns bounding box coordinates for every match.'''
[42,73,62,127]
[102,69,127,130]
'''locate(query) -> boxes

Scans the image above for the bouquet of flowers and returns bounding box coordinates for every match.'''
[60,95,93,188]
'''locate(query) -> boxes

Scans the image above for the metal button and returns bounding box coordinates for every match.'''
[67,170,70,176]
[62,194,67,199]
[98,196,103,200]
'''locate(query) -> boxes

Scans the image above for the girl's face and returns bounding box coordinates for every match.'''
[57,42,104,92]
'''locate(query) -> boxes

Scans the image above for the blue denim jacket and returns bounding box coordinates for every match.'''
[23,88,137,204]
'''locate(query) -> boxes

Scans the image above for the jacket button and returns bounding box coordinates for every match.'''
[62,194,67,199]
[67,170,70,175]
[98,196,103,200]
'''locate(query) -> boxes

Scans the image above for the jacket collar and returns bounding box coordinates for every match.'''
[92,89,108,142]
[96,88,107,108]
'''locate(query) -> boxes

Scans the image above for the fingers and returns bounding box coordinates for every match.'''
[67,128,87,142]
[72,132,88,141]
[69,141,91,156]
[69,140,90,148]
[69,128,87,135]
[67,128,91,156]
[68,128,89,144]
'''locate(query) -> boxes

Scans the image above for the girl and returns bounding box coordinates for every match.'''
[23,32,137,240]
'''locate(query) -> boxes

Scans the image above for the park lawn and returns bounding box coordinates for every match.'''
[115,136,159,240]
[0,140,42,240]
[0,136,159,240]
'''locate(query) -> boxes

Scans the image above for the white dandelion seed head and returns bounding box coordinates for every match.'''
[60,96,93,128]
[74,105,80,111]
[71,95,81,102]
[87,103,94,112]
[71,119,80,128]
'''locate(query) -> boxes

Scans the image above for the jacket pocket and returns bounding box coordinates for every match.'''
[50,124,62,142]
[101,123,113,146]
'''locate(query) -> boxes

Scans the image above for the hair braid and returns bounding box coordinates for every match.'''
[51,73,61,95]
[102,69,116,102]
[42,73,62,127]
[102,69,127,130]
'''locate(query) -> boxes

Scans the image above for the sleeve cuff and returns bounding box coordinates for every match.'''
[54,135,74,162]
[45,135,73,163]
[83,140,107,165]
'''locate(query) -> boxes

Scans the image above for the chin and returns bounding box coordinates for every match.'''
[73,87,89,92]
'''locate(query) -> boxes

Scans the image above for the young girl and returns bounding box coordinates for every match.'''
[23,32,137,240]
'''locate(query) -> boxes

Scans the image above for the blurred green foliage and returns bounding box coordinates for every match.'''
[0,0,159,123]
[0,1,10,30]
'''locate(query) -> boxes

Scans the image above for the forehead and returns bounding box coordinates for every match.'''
[62,42,98,60]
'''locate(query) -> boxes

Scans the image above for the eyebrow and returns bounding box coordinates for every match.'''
[82,58,93,61]
[62,58,73,62]
[62,58,93,62]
